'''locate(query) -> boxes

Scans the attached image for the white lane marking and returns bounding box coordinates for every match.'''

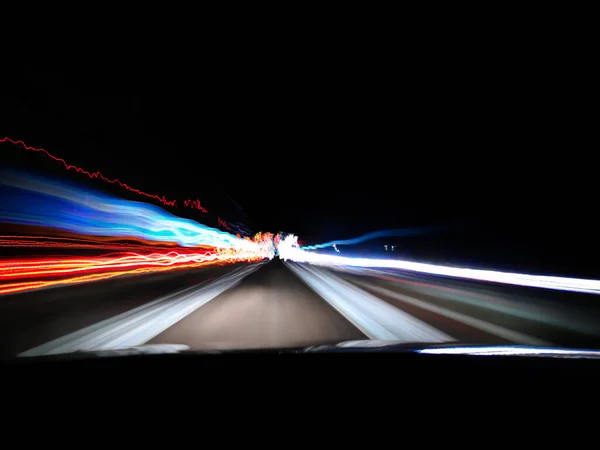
[350,279,552,346]
[286,262,454,343]
[351,268,600,336]
[19,264,262,357]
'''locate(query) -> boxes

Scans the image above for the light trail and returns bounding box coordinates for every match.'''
[416,346,600,357]
[0,137,236,230]
[0,249,266,295]
[300,226,449,250]
[277,234,600,294]
[0,234,180,250]
[0,137,178,207]
[0,172,274,294]
[218,217,232,232]
[0,170,265,251]
[183,199,208,213]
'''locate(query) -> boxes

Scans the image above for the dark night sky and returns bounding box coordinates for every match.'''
[2,32,596,276]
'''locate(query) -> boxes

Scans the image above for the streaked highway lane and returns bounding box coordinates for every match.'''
[0,263,247,358]
[9,259,600,358]
[333,265,600,349]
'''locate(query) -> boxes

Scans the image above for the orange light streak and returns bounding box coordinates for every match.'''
[0,235,181,250]
[0,249,264,295]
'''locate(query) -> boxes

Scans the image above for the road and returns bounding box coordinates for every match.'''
[335,265,600,348]
[149,259,365,350]
[3,258,600,358]
[0,263,244,357]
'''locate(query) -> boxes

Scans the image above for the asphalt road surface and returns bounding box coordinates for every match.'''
[149,259,366,350]
[3,258,600,359]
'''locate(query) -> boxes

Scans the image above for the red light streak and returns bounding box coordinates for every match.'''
[183,199,208,213]
[1,137,179,207]
[0,235,179,250]
[218,217,232,231]
[0,136,245,226]
[0,248,264,295]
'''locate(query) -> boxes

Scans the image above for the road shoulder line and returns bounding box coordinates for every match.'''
[19,263,263,357]
[286,262,454,343]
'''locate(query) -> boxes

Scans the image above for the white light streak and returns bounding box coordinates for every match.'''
[417,346,600,357]
[278,236,600,294]
[286,262,454,343]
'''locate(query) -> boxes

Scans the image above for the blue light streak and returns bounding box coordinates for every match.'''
[301,226,448,250]
[0,170,252,249]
